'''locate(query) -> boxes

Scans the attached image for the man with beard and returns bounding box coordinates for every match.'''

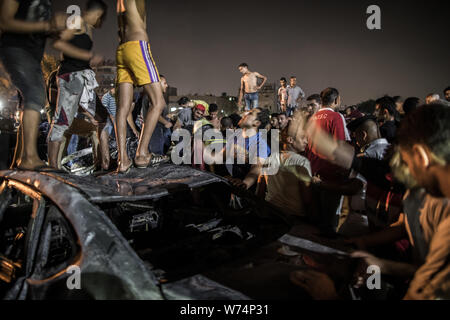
[291,103,450,300]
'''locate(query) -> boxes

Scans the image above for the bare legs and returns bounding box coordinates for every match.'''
[99,128,110,170]
[48,140,62,169]
[116,81,165,172]
[134,82,166,167]
[10,111,23,169]
[116,82,134,172]
[16,109,46,170]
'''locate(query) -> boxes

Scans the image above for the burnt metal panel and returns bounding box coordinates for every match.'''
[0,165,223,203]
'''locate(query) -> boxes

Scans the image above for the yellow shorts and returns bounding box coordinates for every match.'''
[116,41,160,86]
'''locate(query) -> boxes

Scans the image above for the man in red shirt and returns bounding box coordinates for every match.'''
[307,87,350,233]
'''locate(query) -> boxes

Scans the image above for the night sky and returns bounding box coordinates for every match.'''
[52,0,450,105]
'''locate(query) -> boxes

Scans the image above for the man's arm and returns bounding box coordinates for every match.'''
[242,163,263,190]
[0,0,65,33]
[238,77,245,105]
[53,30,98,61]
[255,72,267,90]
[346,214,407,249]
[0,0,49,33]
[296,87,306,104]
[159,115,172,128]
[351,251,418,277]
[173,118,183,131]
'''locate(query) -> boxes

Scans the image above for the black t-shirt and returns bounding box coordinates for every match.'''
[58,33,93,75]
[380,121,397,144]
[0,0,52,60]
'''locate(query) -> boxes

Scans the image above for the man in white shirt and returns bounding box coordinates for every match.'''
[264,119,312,217]
[286,76,305,117]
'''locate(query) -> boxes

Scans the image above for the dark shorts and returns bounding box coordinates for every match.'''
[0,47,46,112]
[244,92,259,111]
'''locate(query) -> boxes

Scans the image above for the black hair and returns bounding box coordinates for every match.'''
[271,113,279,118]
[209,103,219,113]
[444,87,450,94]
[320,88,339,107]
[307,94,321,104]
[376,96,396,115]
[229,113,242,128]
[87,0,107,12]
[290,76,296,79]
[392,96,402,103]
[256,109,270,129]
[278,112,287,118]
[397,103,450,163]
[220,117,233,129]
[238,63,248,68]
[177,97,190,106]
[280,77,287,82]
[403,97,420,115]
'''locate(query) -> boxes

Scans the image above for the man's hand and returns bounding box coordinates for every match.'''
[164,122,173,129]
[90,53,104,66]
[290,270,339,300]
[351,250,386,271]
[227,177,247,191]
[84,113,99,126]
[50,12,68,33]
[59,28,75,41]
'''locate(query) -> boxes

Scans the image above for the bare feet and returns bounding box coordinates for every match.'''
[15,157,47,171]
[134,153,151,168]
[117,157,133,174]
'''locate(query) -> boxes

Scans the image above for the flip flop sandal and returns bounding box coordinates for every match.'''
[135,154,170,168]
[116,162,133,174]
[149,154,170,166]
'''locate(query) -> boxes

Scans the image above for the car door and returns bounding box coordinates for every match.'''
[0,179,80,299]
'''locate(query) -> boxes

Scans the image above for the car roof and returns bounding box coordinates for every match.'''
[0,165,224,203]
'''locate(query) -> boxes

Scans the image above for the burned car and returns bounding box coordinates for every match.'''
[0,165,292,299]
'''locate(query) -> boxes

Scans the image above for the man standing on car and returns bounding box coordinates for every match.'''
[0,0,66,170]
[237,63,267,111]
[115,0,167,173]
[286,76,305,117]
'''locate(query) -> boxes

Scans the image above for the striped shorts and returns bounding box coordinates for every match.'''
[116,40,160,86]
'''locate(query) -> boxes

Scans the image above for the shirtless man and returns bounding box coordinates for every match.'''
[115,0,166,173]
[237,63,267,111]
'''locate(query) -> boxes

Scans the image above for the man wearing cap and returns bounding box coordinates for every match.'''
[174,104,206,134]
[177,97,210,115]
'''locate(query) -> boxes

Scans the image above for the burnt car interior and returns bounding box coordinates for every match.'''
[99,181,290,283]
[0,181,79,298]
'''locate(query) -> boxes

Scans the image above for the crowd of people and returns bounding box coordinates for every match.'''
[1,0,450,300]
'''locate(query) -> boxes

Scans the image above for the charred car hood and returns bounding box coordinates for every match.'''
[0,165,223,203]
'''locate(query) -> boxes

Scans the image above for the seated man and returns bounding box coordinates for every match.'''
[206,103,220,129]
[177,97,209,115]
[234,108,271,191]
[292,103,450,300]
[346,115,401,230]
[264,121,312,217]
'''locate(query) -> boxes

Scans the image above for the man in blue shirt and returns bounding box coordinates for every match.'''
[229,108,271,191]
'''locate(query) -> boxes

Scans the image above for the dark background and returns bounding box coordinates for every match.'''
[52,0,450,104]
